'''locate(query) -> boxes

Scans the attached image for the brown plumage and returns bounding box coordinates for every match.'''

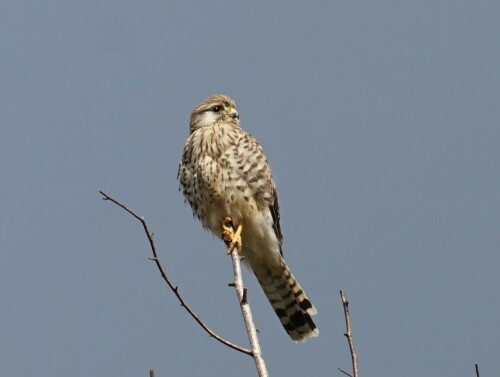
[178,94,318,341]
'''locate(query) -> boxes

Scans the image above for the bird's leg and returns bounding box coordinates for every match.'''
[221,217,243,254]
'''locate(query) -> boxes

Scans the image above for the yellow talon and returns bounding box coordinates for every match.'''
[228,223,243,254]
[221,217,243,254]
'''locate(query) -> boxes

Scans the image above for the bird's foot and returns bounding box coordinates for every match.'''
[221,217,243,254]
[221,217,234,243]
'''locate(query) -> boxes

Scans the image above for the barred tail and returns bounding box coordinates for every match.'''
[255,257,319,342]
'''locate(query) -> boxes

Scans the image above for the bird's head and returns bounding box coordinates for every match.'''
[189,94,240,133]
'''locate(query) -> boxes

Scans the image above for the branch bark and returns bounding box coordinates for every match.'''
[227,238,269,377]
[99,190,251,355]
[339,290,359,377]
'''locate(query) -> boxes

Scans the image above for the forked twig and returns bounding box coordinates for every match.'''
[99,190,251,356]
[340,290,359,377]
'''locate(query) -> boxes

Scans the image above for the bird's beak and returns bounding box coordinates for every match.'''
[227,107,239,120]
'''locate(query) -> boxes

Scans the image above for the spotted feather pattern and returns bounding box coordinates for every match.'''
[178,95,318,341]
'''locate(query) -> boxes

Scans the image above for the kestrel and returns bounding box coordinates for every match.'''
[178,94,318,342]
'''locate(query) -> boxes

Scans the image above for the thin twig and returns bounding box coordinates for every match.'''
[99,190,252,356]
[340,290,359,377]
[337,367,353,377]
[227,238,269,377]
[475,363,480,377]
[149,369,155,377]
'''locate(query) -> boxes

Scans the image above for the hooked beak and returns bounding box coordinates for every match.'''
[227,107,239,120]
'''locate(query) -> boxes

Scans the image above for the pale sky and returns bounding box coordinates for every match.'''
[1,1,499,376]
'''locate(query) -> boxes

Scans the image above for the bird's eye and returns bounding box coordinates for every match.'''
[211,105,222,113]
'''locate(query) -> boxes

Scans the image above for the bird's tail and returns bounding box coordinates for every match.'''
[255,256,319,342]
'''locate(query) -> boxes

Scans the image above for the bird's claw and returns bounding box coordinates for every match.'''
[221,217,243,254]
[222,217,234,243]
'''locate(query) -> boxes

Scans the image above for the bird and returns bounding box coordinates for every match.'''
[178,94,318,342]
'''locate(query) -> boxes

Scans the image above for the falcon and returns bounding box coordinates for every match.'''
[178,94,318,342]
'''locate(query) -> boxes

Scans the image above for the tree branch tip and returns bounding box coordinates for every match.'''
[339,290,348,302]
[99,191,110,198]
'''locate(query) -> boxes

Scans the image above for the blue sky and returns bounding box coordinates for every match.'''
[1,1,499,376]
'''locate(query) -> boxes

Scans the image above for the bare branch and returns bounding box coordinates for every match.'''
[99,190,251,356]
[149,369,155,377]
[475,363,480,377]
[227,237,269,377]
[340,290,359,377]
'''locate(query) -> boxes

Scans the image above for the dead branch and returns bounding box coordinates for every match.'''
[340,290,359,377]
[227,230,269,377]
[99,190,251,356]
[475,363,480,377]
